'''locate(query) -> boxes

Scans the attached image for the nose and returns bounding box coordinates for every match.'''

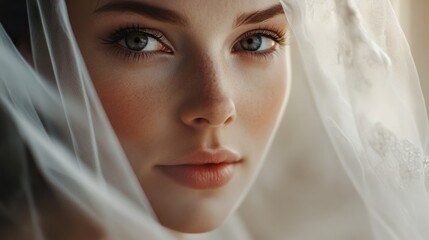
[180,94,236,128]
[179,56,236,129]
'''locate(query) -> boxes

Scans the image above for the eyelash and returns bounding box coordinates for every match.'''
[102,24,287,62]
[102,24,172,61]
[233,27,287,60]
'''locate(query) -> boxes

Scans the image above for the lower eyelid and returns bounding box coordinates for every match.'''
[110,45,161,62]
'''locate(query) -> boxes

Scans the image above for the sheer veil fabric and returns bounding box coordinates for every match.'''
[240,1,429,239]
[0,0,428,240]
[281,1,429,239]
[0,0,172,239]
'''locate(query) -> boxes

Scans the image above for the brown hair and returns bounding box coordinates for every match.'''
[0,0,29,43]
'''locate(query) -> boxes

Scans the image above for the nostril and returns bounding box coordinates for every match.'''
[190,115,234,128]
[194,118,209,125]
[224,116,234,125]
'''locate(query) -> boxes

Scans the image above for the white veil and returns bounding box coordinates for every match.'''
[0,0,171,239]
[1,0,428,239]
[244,0,429,239]
[282,0,429,239]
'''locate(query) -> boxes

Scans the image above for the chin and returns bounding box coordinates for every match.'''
[154,197,235,233]
[141,171,248,234]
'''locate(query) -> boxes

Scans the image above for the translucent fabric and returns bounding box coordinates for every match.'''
[0,0,171,239]
[0,0,428,239]
[280,0,429,239]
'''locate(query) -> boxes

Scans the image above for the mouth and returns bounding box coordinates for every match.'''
[156,148,241,189]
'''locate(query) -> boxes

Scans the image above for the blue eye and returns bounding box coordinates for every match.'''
[239,36,263,51]
[124,31,149,51]
[119,30,169,53]
[104,26,173,60]
[233,31,283,54]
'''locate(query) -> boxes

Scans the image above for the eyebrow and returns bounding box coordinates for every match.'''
[93,1,189,26]
[235,3,285,27]
[94,1,284,28]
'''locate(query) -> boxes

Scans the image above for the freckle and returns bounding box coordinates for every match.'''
[197,54,226,101]
[199,55,217,84]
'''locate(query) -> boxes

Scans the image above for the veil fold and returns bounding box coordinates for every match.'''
[1,0,171,239]
[279,0,429,239]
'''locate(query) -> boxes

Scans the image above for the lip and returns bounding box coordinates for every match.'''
[157,148,241,189]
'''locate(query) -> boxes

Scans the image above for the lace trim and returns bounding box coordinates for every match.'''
[368,123,428,186]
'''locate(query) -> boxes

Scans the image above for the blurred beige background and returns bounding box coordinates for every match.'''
[395,0,429,104]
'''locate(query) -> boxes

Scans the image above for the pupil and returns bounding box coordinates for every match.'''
[241,36,262,51]
[125,32,148,51]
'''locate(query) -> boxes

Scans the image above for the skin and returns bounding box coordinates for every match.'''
[66,0,290,234]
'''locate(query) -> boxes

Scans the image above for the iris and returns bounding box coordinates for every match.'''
[240,36,262,51]
[125,32,148,51]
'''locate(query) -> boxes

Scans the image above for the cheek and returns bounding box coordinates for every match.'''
[73,25,171,150]
[97,85,149,137]
[89,70,163,149]
[237,61,288,145]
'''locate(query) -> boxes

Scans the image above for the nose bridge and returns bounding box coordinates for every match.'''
[196,54,227,101]
[179,52,236,128]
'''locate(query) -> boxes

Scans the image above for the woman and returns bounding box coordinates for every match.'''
[1,0,428,239]
[68,0,290,234]
[2,0,289,238]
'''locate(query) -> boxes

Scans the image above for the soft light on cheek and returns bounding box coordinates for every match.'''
[239,58,289,142]
[93,80,170,173]
[89,72,164,145]
[84,46,174,135]
[223,57,289,180]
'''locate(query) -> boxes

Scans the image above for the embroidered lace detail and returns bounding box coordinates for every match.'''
[306,0,335,19]
[368,123,426,185]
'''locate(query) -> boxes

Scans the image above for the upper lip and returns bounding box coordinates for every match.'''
[159,148,241,166]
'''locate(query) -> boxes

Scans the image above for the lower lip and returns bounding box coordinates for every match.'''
[157,162,238,189]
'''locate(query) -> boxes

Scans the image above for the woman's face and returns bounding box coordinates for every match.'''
[67,0,289,233]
